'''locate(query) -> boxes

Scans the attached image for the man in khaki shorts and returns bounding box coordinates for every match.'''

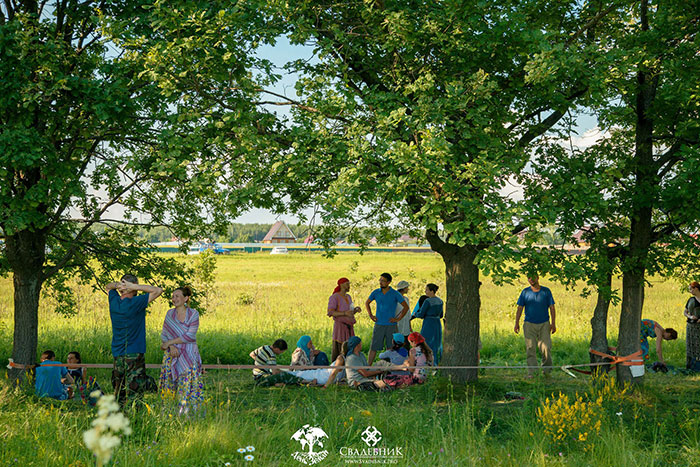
[514,274,556,377]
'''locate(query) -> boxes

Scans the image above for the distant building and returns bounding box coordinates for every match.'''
[572,227,591,247]
[262,221,297,244]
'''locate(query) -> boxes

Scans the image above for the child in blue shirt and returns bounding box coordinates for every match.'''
[35,350,74,400]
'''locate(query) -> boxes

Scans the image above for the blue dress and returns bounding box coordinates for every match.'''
[415,296,444,365]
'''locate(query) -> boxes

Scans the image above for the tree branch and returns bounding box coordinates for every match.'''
[42,176,145,280]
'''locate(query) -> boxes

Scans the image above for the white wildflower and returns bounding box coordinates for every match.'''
[83,393,131,466]
[244,454,254,461]
[246,446,255,452]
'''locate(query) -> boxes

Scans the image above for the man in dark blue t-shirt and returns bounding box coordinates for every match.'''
[514,274,556,377]
[365,272,408,365]
[106,274,162,405]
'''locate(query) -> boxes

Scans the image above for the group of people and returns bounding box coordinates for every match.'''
[33,272,700,407]
[33,350,98,402]
[35,275,204,416]
[248,272,444,391]
[249,331,433,392]
[513,274,700,375]
[327,272,444,365]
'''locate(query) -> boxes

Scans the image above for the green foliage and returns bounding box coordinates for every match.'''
[0,0,285,363]
[277,0,606,252]
[523,0,700,292]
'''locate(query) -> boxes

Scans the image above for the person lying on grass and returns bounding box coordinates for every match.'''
[385,332,433,388]
[344,336,392,392]
[250,339,316,387]
[287,341,348,388]
[34,350,74,400]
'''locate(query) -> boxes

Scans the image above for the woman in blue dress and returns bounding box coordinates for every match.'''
[413,283,443,365]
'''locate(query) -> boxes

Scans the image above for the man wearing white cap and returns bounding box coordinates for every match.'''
[395,280,412,348]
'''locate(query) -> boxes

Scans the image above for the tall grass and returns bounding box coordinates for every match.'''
[1,252,698,466]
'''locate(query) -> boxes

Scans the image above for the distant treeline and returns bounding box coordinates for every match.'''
[139,223,319,244]
[135,222,567,245]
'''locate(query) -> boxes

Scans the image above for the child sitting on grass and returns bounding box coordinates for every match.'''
[66,351,86,386]
[384,332,433,388]
[250,339,315,387]
[67,351,102,405]
[35,350,74,400]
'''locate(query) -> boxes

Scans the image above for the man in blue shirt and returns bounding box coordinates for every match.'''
[35,350,74,400]
[106,274,163,406]
[365,273,408,365]
[514,274,556,377]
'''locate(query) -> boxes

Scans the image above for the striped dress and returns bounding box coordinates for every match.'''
[159,307,203,415]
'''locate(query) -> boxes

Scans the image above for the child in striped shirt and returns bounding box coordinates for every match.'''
[250,339,310,387]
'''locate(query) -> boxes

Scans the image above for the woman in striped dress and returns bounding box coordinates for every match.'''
[159,286,203,415]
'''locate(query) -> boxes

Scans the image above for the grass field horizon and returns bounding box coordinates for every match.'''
[1,252,699,466]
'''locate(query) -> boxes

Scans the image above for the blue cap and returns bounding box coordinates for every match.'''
[392,333,405,344]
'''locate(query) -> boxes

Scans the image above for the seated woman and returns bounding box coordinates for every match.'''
[291,336,329,368]
[385,332,434,388]
[286,342,348,388]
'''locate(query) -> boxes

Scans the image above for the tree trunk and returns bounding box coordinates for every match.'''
[616,0,657,384]
[429,237,481,383]
[589,270,612,375]
[5,230,46,382]
[617,267,646,383]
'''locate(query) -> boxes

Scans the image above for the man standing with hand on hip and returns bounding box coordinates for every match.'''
[365,273,408,366]
[514,274,556,378]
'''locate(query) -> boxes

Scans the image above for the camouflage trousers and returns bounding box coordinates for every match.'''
[112,353,150,406]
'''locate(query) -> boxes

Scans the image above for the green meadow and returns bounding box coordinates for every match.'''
[1,252,699,466]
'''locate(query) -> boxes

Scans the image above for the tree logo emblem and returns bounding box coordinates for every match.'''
[290,424,329,465]
[361,426,382,447]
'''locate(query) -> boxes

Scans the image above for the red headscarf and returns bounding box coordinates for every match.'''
[408,332,425,345]
[333,277,350,294]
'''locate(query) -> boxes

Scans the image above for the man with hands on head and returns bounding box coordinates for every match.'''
[106,274,163,406]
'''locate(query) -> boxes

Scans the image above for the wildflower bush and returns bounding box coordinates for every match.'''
[537,392,604,452]
[590,374,632,414]
[83,391,131,466]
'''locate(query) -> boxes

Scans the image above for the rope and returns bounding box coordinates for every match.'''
[7,357,633,372]
[588,348,644,367]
